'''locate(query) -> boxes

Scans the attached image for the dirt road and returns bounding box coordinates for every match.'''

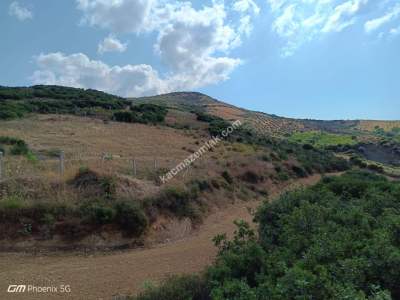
[0,175,325,300]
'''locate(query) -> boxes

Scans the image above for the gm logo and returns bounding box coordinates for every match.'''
[7,285,26,293]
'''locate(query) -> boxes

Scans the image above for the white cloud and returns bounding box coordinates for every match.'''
[322,0,367,33]
[31,51,240,97]
[76,0,155,33]
[233,0,260,15]
[31,52,167,97]
[98,35,128,54]
[364,4,400,33]
[9,1,33,21]
[31,0,252,97]
[152,2,242,91]
[389,25,400,36]
[268,0,369,56]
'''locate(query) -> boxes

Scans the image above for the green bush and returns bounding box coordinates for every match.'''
[221,171,234,184]
[291,165,307,177]
[209,119,231,136]
[114,104,167,124]
[196,112,222,123]
[147,186,200,220]
[10,140,29,155]
[134,275,210,300]
[114,200,148,236]
[0,136,31,156]
[80,201,116,225]
[239,171,264,183]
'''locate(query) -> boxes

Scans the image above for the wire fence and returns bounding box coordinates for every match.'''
[0,151,192,183]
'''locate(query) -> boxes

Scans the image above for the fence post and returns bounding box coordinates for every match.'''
[0,151,3,181]
[59,150,65,177]
[132,158,137,177]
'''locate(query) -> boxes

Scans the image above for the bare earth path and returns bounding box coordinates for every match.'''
[0,175,326,300]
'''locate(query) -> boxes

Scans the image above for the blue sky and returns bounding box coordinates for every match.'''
[0,0,399,120]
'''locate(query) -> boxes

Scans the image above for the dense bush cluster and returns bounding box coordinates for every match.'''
[134,171,400,299]
[0,85,128,120]
[196,112,223,123]
[113,104,168,124]
[0,85,125,102]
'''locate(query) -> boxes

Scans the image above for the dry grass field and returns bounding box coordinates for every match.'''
[357,120,400,132]
[0,114,202,181]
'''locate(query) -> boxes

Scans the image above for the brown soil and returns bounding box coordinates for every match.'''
[0,174,327,300]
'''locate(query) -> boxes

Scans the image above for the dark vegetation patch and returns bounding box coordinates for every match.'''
[0,136,32,157]
[373,126,400,143]
[113,104,167,124]
[0,85,127,120]
[133,171,400,300]
[352,142,400,167]
[301,119,360,133]
[0,170,216,242]
[239,170,264,184]
[144,185,202,221]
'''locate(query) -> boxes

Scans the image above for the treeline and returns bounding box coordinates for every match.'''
[0,85,125,102]
[0,86,168,125]
[134,171,400,300]
[0,85,128,120]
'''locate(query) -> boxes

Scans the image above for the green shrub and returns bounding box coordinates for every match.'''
[114,104,167,124]
[0,195,23,210]
[114,200,148,236]
[367,164,384,173]
[239,171,264,183]
[148,186,200,220]
[10,140,29,155]
[221,171,234,184]
[113,111,138,123]
[209,119,231,136]
[260,154,270,162]
[196,112,222,123]
[134,275,210,300]
[191,179,212,192]
[291,165,307,178]
[80,201,116,225]
[0,136,31,157]
[70,168,117,199]
[350,156,368,168]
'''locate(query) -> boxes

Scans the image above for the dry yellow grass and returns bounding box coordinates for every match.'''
[0,114,201,180]
[0,114,197,159]
[206,104,246,121]
[357,120,400,132]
